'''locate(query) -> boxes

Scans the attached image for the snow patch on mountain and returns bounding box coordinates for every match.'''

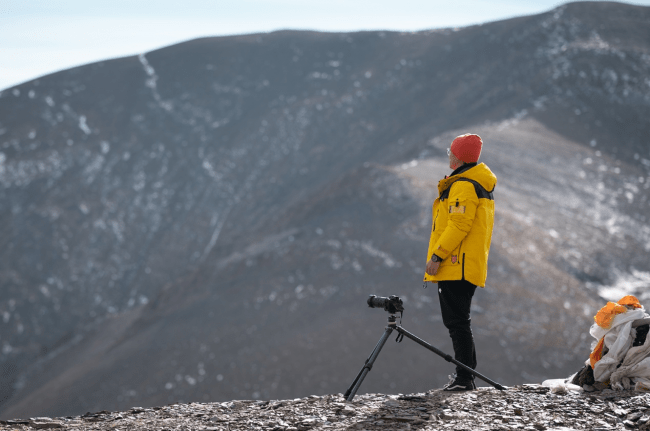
[138,54,173,112]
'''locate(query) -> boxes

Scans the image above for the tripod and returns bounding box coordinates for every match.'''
[344,313,505,401]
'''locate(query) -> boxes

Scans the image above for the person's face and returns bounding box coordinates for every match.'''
[448,148,463,170]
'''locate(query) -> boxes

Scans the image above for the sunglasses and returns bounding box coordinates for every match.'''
[447,148,451,156]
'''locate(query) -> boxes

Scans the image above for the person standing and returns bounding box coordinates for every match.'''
[424,133,497,391]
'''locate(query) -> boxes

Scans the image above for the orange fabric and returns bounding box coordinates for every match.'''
[589,295,643,368]
[594,302,628,329]
[590,337,605,369]
[617,295,641,309]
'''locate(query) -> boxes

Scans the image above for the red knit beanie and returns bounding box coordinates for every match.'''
[450,134,482,163]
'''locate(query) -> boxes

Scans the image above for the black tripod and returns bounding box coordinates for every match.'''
[344,312,506,401]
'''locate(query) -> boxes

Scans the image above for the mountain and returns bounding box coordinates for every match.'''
[1,0,649,419]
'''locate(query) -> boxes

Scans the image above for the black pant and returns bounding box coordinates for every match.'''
[438,280,477,381]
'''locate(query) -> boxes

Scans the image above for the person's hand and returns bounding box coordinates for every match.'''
[426,259,440,276]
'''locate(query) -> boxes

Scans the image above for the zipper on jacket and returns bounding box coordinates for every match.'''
[461,253,466,280]
[457,241,463,264]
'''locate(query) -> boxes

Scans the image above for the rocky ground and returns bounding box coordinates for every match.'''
[1,385,649,431]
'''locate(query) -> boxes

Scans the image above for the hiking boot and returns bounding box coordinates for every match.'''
[442,374,476,391]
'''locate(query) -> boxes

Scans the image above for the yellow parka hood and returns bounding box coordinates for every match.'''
[436,163,497,197]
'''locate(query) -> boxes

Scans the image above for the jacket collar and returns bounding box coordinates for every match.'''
[438,162,480,196]
[437,162,497,197]
[448,162,477,178]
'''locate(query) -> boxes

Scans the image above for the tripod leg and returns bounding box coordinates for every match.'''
[395,326,506,390]
[344,327,394,401]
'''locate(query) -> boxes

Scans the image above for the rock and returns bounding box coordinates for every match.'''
[382,415,420,422]
[29,421,63,429]
[614,407,629,416]
[3,420,30,426]
[397,395,426,402]
[627,411,643,422]
[208,416,228,422]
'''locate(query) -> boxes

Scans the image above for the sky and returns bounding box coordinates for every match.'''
[2,0,650,91]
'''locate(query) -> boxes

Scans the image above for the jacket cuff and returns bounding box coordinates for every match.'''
[433,244,451,260]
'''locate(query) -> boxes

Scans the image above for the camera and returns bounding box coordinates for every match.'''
[367,295,404,314]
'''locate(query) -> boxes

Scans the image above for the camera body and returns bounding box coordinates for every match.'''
[367,295,404,314]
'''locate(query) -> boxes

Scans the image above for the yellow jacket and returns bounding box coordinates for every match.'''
[424,163,497,287]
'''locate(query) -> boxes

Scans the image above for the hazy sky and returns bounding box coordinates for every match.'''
[2,0,649,91]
